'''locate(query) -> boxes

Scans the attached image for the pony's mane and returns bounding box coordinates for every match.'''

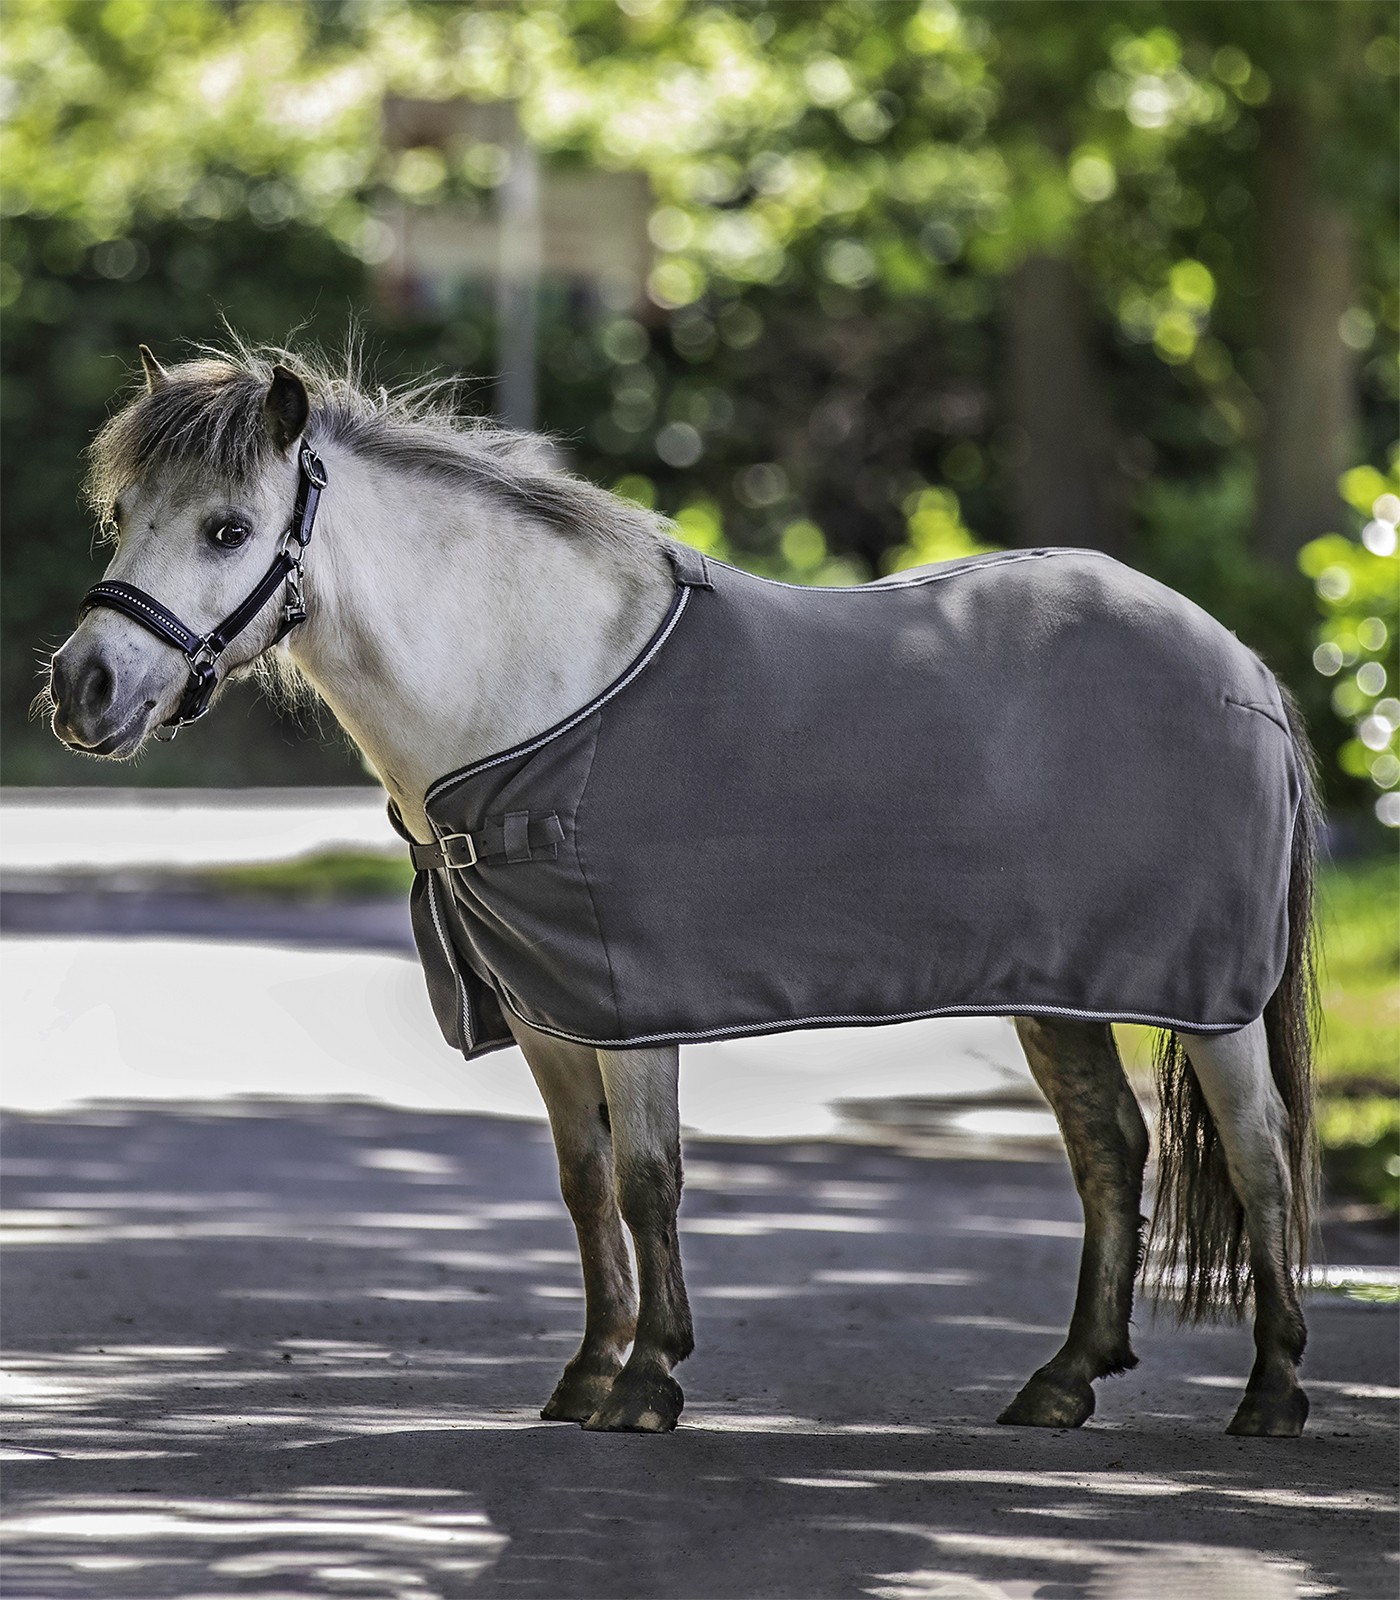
[85,338,670,557]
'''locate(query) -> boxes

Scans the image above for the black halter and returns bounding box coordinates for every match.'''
[80,442,328,738]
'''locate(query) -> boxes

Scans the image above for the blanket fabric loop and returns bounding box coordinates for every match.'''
[408,811,565,871]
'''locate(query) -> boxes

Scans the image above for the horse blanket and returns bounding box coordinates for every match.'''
[395,545,1302,1060]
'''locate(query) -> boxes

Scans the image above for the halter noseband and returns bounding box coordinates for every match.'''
[80,442,328,739]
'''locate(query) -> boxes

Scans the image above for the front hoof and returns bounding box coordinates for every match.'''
[582,1368,683,1433]
[1226,1385,1308,1438]
[998,1370,1095,1429]
[541,1365,618,1424]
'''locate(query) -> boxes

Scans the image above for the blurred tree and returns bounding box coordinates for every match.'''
[1,0,1395,807]
[1172,2,1394,566]
[1300,458,1400,827]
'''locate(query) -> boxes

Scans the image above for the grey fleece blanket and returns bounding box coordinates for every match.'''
[394,545,1302,1060]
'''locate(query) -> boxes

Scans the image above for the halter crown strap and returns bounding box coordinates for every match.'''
[79,441,327,736]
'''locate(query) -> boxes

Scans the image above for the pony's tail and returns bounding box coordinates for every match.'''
[1148,684,1321,1322]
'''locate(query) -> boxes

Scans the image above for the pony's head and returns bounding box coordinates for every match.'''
[49,346,313,757]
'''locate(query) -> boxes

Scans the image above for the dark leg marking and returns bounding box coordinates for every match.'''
[999,1017,1149,1430]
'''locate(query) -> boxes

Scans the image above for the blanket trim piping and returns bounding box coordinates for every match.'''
[424,583,693,808]
[425,869,473,1052]
[488,981,1250,1049]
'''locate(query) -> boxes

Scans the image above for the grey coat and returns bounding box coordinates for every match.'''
[394,545,1302,1060]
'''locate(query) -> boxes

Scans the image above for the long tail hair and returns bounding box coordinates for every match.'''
[1147,684,1320,1321]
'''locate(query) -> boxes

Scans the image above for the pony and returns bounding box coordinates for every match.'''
[47,344,1318,1438]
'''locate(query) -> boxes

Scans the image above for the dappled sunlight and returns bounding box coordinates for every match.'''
[800,1466,1392,1515]
[3,1485,507,1597]
[935,1314,1063,1337]
[851,1530,1313,1600]
[683,1210,895,1236]
[954,1214,1083,1239]
[3,1099,1394,1597]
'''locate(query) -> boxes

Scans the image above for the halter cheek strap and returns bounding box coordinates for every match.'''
[80,442,327,738]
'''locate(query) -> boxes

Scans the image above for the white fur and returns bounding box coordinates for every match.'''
[284,442,673,840]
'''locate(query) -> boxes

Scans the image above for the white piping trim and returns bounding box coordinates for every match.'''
[425,585,693,807]
[488,981,1251,1053]
[426,870,472,1051]
[707,546,1109,595]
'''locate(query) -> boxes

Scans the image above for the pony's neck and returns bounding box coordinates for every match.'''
[288,444,673,840]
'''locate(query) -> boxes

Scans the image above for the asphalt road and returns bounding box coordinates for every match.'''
[3,1098,1396,1600]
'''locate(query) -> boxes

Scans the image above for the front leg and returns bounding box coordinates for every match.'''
[585,1044,693,1433]
[509,1019,637,1422]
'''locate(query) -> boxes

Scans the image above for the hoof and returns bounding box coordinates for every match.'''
[1226,1385,1308,1438]
[998,1370,1096,1429]
[582,1367,683,1433]
[540,1364,618,1424]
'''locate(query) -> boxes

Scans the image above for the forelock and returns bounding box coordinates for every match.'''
[86,360,277,515]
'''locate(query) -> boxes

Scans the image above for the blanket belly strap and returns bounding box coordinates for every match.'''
[411,811,564,871]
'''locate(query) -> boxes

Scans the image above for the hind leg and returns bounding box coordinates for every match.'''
[999,1018,1149,1429]
[511,1020,637,1423]
[1183,1020,1309,1437]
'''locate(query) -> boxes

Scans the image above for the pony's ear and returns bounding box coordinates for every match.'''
[263,365,309,452]
[138,344,168,393]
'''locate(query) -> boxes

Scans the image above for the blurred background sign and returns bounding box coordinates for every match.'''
[376,167,651,313]
[378,95,652,427]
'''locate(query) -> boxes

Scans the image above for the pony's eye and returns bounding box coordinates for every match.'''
[209,520,251,549]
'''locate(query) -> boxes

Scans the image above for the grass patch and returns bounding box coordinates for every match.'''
[205,850,414,900]
[1317,857,1399,1092]
[1315,856,1399,1213]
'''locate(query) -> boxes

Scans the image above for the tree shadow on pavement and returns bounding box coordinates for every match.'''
[2,1101,1395,1598]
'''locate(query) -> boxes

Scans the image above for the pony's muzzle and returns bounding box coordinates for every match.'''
[49,636,155,755]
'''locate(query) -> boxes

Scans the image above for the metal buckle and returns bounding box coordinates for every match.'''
[282,562,307,629]
[299,443,328,489]
[439,832,479,870]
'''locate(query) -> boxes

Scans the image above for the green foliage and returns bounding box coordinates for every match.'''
[1136,462,1313,654]
[1316,857,1400,1086]
[3,0,1397,795]
[206,850,414,899]
[1318,1098,1400,1212]
[1315,857,1399,1216]
[1300,461,1400,823]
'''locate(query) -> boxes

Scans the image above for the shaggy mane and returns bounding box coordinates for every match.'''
[86,337,670,556]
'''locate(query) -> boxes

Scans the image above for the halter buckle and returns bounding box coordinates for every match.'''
[282,561,307,630]
[298,443,328,490]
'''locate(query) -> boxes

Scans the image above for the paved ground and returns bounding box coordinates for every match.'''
[3,1099,1396,1599]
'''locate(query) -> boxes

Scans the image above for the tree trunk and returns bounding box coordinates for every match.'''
[1003,253,1126,556]
[1252,104,1357,565]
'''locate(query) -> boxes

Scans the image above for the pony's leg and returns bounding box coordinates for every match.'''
[510,1021,637,1422]
[1183,1019,1309,1437]
[999,1017,1150,1429]
[583,1043,693,1432]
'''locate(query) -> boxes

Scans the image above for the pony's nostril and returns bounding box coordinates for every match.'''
[75,658,115,719]
[49,653,75,714]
